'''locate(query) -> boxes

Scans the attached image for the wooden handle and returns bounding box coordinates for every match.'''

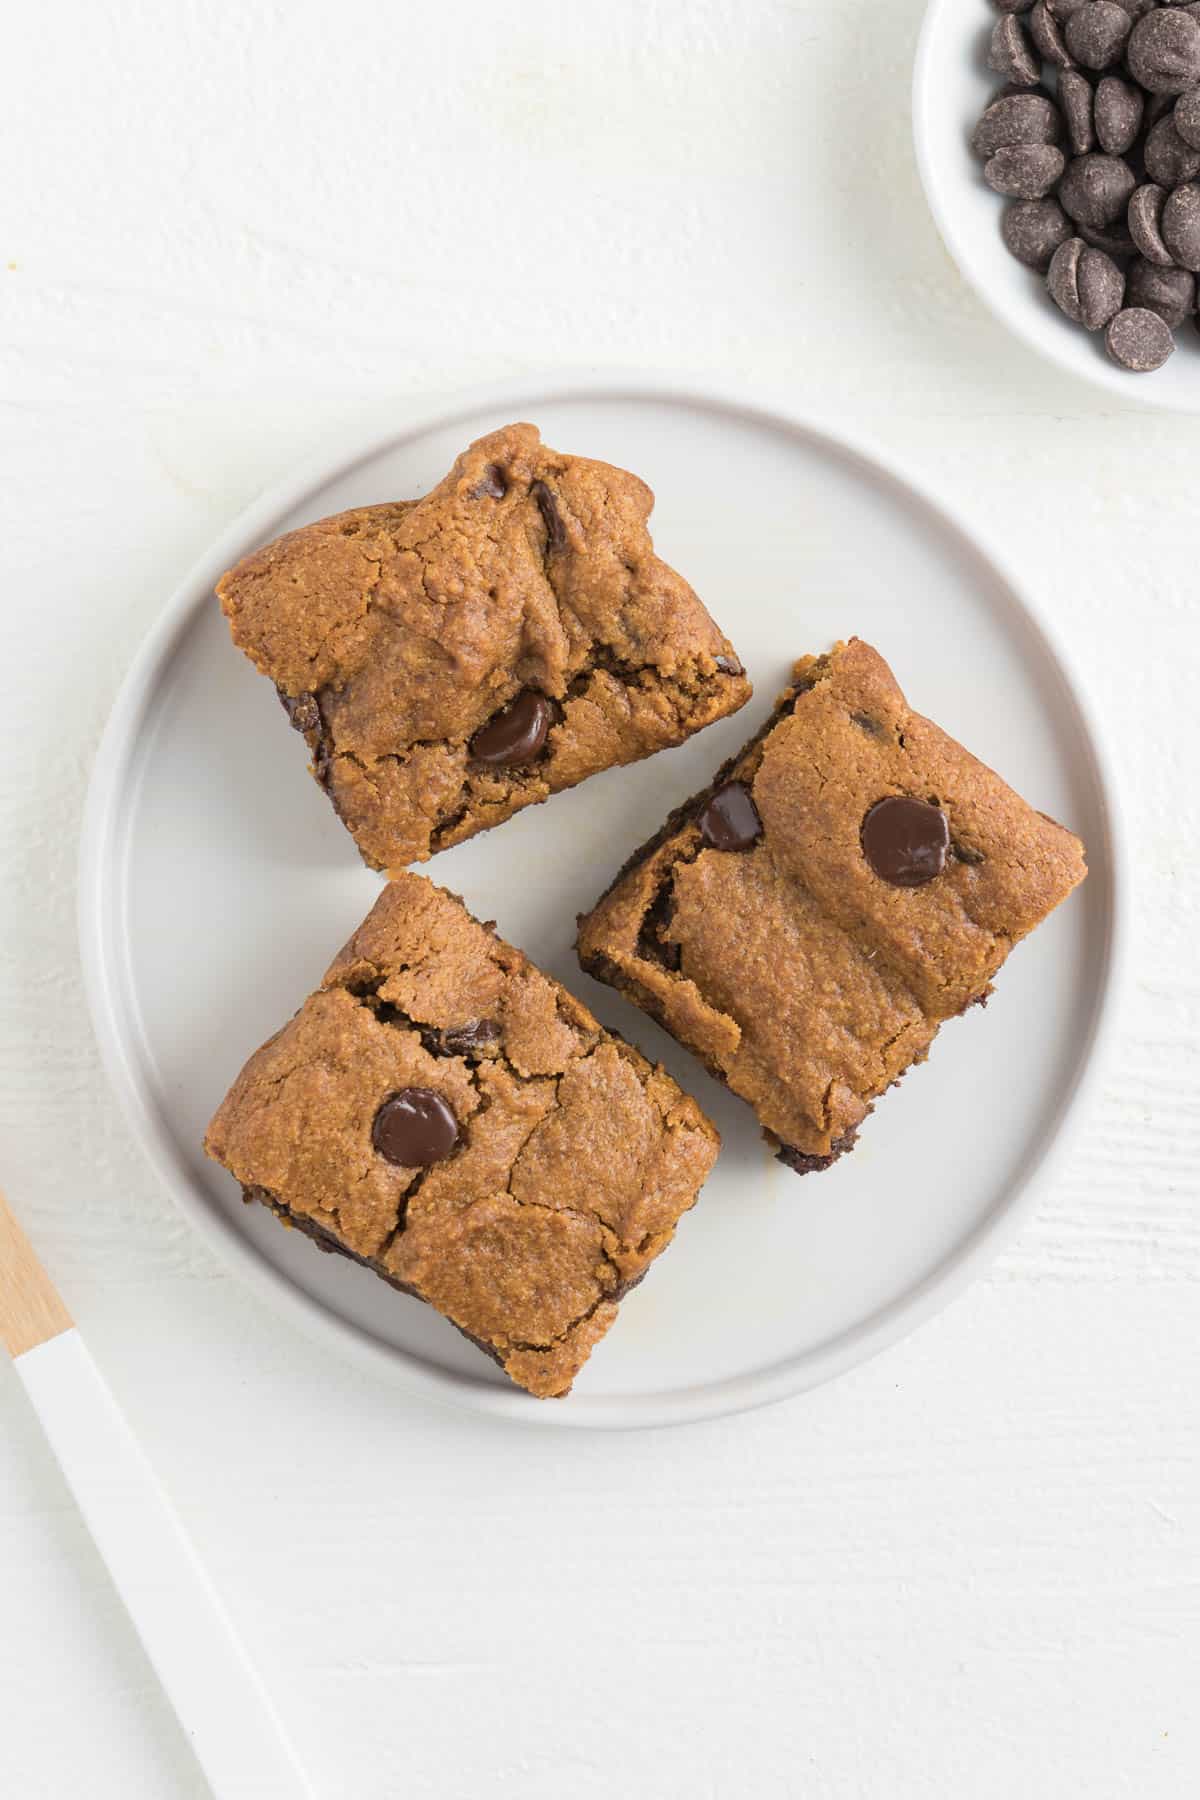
[0,1189,73,1358]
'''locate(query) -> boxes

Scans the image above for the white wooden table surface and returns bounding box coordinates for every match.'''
[1,3,1197,1795]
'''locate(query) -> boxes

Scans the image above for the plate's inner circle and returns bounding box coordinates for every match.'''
[111,392,1113,1412]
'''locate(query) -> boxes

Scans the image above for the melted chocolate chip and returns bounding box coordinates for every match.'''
[531,479,567,553]
[431,1019,501,1058]
[372,1089,459,1166]
[851,711,888,739]
[715,654,744,675]
[861,796,950,887]
[473,463,508,499]
[280,690,321,735]
[469,689,552,767]
[697,781,763,852]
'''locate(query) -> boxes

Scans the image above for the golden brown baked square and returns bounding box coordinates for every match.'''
[216,423,751,867]
[205,874,719,1397]
[577,639,1087,1172]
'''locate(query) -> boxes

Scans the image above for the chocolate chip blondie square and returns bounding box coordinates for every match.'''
[205,873,720,1397]
[577,638,1087,1173]
[216,423,751,868]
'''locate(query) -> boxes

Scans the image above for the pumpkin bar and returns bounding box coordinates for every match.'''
[577,638,1087,1173]
[216,423,751,868]
[205,873,719,1397]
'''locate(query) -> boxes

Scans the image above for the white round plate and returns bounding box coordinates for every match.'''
[80,375,1124,1430]
[914,0,1200,413]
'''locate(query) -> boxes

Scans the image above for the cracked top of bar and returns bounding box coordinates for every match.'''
[204,873,719,1398]
[577,639,1087,1166]
[216,422,751,867]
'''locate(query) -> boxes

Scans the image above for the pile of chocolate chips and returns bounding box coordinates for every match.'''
[976,0,1200,372]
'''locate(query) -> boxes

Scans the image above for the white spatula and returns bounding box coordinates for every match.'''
[0,1188,315,1799]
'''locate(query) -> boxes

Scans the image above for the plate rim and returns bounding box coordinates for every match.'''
[78,371,1130,1431]
[912,0,1200,417]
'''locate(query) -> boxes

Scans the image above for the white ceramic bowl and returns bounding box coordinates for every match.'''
[914,0,1200,412]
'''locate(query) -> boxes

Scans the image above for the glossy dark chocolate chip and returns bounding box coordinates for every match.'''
[697,781,763,852]
[474,463,508,499]
[469,689,552,767]
[715,653,744,675]
[373,1089,459,1166]
[531,479,567,553]
[861,797,950,888]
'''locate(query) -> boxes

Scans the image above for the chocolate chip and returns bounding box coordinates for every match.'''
[473,463,508,499]
[1126,255,1197,325]
[972,92,1064,157]
[1129,182,1175,264]
[1143,112,1200,183]
[1058,69,1096,155]
[1105,304,1177,367]
[1175,86,1200,147]
[697,781,763,852]
[432,1019,502,1058]
[1128,8,1200,92]
[985,143,1067,197]
[1058,153,1137,227]
[851,711,889,739]
[373,1089,459,1166]
[715,653,744,675]
[1030,0,1075,67]
[469,689,552,767]
[952,841,987,867]
[992,0,1035,12]
[279,690,321,735]
[1078,219,1137,256]
[531,479,567,554]
[1093,75,1144,153]
[1065,1,1132,69]
[1002,196,1073,267]
[989,13,1042,84]
[1162,179,1200,266]
[1047,237,1126,327]
[861,797,950,888]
